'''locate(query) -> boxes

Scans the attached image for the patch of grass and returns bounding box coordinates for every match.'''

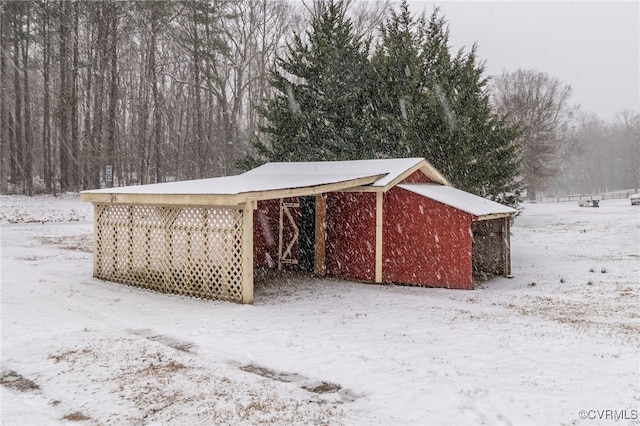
[48,348,92,363]
[302,381,342,394]
[62,412,92,422]
[0,370,40,392]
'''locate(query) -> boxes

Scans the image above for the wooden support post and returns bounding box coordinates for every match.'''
[503,216,511,277]
[112,207,119,277]
[162,207,180,294]
[375,191,383,283]
[93,204,99,278]
[241,200,255,304]
[314,194,327,277]
[278,199,283,271]
[128,206,134,279]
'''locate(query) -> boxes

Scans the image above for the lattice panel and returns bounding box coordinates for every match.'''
[94,204,244,302]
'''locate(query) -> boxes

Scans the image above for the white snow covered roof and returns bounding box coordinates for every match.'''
[82,172,382,196]
[80,158,451,206]
[399,184,517,219]
[245,158,450,188]
[80,172,384,206]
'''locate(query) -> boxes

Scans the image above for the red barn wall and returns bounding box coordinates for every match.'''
[254,199,280,269]
[326,192,376,282]
[254,183,475,290]
[383,187,473,289]
[401,170,432,184]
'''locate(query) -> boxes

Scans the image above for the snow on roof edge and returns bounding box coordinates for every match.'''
[244,158,427,187]
[80,158,456,199]
[399,183,517,217]
[80,172,385,197]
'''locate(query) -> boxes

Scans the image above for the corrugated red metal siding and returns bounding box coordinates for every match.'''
[383,187,473,289]
[326,192,376,281]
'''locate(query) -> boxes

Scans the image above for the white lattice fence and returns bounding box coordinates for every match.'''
[94,204,245,302]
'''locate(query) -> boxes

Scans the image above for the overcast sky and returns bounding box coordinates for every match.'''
[407,1,640,122]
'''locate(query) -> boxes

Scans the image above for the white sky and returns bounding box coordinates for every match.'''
[407,1,640,121]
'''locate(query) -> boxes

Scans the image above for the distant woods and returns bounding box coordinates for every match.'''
[1,0,309,194]
[492,69,640,197]
[0,0,638,197]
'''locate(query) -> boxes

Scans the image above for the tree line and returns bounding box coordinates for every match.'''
[1,0,306,194]
[1,0,637,202]
[492,70,639,198]
[553,111,639,195]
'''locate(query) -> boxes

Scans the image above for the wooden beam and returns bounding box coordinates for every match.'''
[314,194,327,277]
[278,199,283,271]
[93,205,99,278]
[79,174,385,207]
[382,160,451,191]
[375,191,383,283]
[473,212,514,221]
[503,216,512,277]
[339,186,383,193]
[241,199,255,304]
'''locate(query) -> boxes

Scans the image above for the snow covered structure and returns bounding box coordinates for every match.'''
[80,158,516,304]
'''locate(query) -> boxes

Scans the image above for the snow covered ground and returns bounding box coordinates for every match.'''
[1,193,638,425]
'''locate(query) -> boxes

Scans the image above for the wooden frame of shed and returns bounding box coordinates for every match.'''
[81,171,385,304]
[81,158,517,304]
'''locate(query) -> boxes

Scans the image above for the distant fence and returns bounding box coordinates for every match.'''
[534,191,633,203]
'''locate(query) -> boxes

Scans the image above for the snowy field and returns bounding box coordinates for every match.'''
[1,193,639,425]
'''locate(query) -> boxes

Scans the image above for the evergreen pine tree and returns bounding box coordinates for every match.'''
[243,0,521,208]
[372,2,521,207]
[369,4,424,157]
[446,48,521,206]
[244,0,376,165]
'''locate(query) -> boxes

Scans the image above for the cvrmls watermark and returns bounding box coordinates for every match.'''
[578,409,638,421]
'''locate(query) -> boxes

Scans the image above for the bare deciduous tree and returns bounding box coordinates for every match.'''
[492,69,577,200]
[21,3,33,195]
[58,0,72,191]
[0,4,9,193]
[11,4,23,188]
[40,1,54,192]
[105,2,119,187]
[613,111,640,192]
[551,111,640,195]
[347,0,389,41]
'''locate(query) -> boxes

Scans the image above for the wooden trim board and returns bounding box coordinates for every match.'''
[375,191,383,283]
[80,175,385,207]
[314,194,327,277]
[241,199,255,304]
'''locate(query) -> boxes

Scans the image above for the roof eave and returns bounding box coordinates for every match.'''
[472,212,516,221]
[79,174,385,207]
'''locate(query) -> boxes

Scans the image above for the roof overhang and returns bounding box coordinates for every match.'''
[80,174,385,207]
[80,158,456,206]
[398,184,517,220]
